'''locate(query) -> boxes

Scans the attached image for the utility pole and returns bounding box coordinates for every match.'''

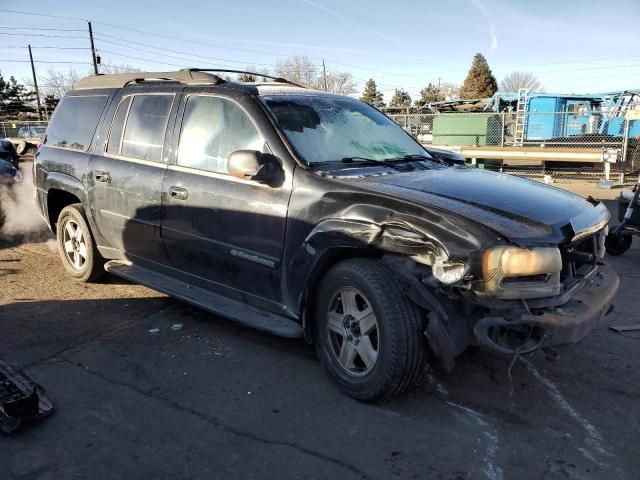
[28,45,43,121]
[322,59,328,91]
[88,21,99,75]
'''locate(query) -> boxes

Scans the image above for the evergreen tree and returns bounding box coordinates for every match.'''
[0,74,37,120]
[360,79,385,108]
[42,94,60,118]
[389,88,411,108]
[459,53,498,99]
[238,72,256,82]
[414,83,443,107]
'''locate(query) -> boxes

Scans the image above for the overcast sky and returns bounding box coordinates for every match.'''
[1,0,639,101]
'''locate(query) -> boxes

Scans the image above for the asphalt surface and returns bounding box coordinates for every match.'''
[1,178,639,479]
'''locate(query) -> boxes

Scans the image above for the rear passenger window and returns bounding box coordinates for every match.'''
[177,96,263,174]
[107,96,132,154]
[120,95,173,161]
[46,95,108,151]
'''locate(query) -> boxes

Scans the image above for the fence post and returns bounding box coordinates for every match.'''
[501,112,505,147]
[621,117,630,184]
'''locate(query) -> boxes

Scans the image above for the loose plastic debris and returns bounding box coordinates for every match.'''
[597,179,614,189]
[148,328,160,334]
[0,358,54,434]
[170,323,184,332]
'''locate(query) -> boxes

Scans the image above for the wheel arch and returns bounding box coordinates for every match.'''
[45,172,85,229]
[299,246,382,343]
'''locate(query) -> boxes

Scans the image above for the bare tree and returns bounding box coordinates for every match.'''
[324,72,356,95]
[275,55,356,94]
[500,72,544,93]
[438,82,461,101]
[99,63,140,74]
[37,67,83,99]
[275,55,318,86]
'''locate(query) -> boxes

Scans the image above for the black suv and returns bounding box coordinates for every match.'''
[35,69,618,400]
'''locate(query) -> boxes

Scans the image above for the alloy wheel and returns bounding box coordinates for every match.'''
[62,218,87,270]
[326,287,379,377]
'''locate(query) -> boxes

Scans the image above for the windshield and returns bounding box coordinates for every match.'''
[262,95,429,164]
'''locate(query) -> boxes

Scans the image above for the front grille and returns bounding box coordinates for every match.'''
[560,228,605,291]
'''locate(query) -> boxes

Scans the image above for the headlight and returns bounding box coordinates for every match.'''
[483,246,562,283]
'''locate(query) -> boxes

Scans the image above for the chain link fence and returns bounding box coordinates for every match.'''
[389,111,640,182]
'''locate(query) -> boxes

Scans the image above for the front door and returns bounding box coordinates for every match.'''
[88,90,178,264]
[161,93,291,307]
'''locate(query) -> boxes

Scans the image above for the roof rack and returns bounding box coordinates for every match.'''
[73,68,310,90]
[183,68,309,89]
[74,70,226,89]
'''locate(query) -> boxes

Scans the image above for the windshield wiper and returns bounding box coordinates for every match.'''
[385,154,444,164]
[341,156,395,167]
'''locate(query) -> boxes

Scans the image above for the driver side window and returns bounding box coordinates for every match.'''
[177,96,264,174]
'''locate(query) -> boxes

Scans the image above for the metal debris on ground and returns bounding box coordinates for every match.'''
[0,358,54,434]
[609,324,640,338]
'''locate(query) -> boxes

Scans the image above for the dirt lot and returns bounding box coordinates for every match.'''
[1,165,639,479]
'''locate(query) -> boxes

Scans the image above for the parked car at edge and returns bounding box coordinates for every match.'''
[0,158,22,185]
[34,70,618,400]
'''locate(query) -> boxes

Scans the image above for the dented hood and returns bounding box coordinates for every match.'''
[345,166,609,244]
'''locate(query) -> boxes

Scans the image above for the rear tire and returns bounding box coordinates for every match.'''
[314,258,426,401]
[56,204,104,282]
[605,233,632,256]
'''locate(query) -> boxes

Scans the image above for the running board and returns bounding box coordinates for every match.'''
[104,261,303,338]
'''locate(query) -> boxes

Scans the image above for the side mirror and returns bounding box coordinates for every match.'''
[227,150,283,185]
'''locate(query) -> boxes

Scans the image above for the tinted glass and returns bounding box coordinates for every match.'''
[107,96,132,154]
[263,95,427,164]
[121,95,173,161]
[177,96,263,174]
[45,96,108,151]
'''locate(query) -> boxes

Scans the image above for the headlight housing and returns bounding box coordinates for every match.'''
[480,246,563,299]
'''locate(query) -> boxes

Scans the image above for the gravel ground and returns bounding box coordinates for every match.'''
[1,165,638,480]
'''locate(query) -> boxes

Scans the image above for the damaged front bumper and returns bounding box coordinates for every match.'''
[473,262,619,354]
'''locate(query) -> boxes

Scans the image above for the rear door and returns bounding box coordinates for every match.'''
[161,91,292,307]
[88,87,179,264]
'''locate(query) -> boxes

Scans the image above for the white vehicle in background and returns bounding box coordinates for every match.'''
[13,125,47,155]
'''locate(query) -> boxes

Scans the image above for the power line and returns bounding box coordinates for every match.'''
[0,59,92,65]
[2,8,640,90]
[0,26,85,32]
[0,32,87,39]
[0,9,86,22]
[4,46,89,50]
[96,50,187,68]
[94,36,279,68]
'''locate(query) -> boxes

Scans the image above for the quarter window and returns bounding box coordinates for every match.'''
[177,96,264,174]
[119,95,173,161]
[107,96,132,154]
[45,95,108,151]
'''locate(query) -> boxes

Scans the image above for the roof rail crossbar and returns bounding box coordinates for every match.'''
[122,76,186,87]
[74,70,227,90]
[183,68,308,89]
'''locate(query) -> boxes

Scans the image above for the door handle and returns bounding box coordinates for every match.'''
[168,186,188,200]
[95,170,110,183]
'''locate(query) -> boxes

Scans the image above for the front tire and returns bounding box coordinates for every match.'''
[56,204,104,282]
[605,233,632,256]
[314,259,426,401]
